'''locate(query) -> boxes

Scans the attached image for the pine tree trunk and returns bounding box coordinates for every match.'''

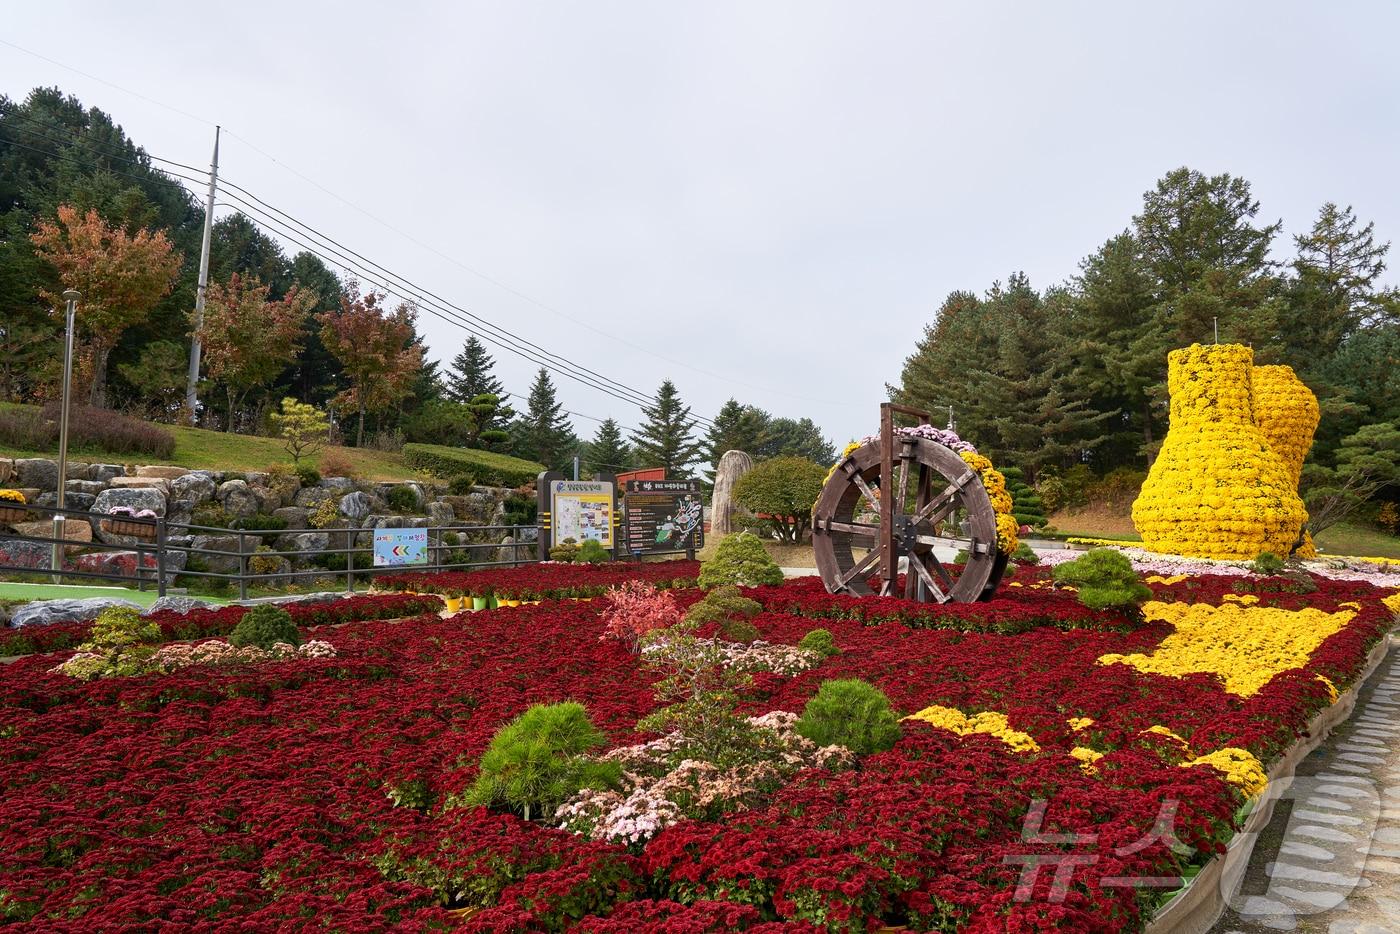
[226,388,238,433]
[356,405,366,448]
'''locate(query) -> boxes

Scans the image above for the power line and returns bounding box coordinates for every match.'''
[213,175,701,423]
[216,187,705,425]
[3,40,857,410]
[0,131,718,432]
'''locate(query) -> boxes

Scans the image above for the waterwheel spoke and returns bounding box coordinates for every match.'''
[894,452,911,519]
[826,520,878,541]
[910,554,947,603]
[850,472,882,516]
[929,552,955,589]
[836,548,882,590]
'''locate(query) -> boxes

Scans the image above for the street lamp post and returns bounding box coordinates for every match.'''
[51,289,80,580]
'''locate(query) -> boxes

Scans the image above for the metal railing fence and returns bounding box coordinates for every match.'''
[0,501,541,599]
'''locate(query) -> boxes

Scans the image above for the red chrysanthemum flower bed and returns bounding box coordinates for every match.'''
[0,566,1392,931]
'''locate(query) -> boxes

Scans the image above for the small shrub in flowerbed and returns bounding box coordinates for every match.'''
[794,678,901,755]
[0,566,1394,930]
[698,532,784,589]
[1053,548,1153,611]
[229,605,301,649]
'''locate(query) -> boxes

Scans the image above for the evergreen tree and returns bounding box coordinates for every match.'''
[1071,232,1160,464]
[512,368,577,472]
[755,416,836,464]
[584,418,632,474]
[1132,167,1283,356]
[705,399,769,465]
[447,335,507,402]
[1281,203,1393,369]
[631,380,704,476]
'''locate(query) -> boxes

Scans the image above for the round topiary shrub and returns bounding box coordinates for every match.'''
[1051,548,1152,611]
[229,604,301,650]
[463,701,620,820]
[697,533,784,589]
[797,628,839,657]
[577,539,611,564]
[795,678,901,755]
[684,584,761,627]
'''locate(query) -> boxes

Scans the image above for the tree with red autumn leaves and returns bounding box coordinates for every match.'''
[197,273,316,431]
[317,281,423,446]
[29,204,183,407]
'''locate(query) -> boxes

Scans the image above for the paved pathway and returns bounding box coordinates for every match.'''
[1213,638,1400,934]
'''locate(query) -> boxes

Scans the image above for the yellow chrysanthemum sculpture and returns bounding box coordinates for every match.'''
[1253,364,1320,557]
[1132,344,1308,560]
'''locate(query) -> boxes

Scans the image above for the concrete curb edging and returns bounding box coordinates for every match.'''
[1143,632,1395,934]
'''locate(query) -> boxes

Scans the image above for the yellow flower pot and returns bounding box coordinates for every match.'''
[1132,344,1308,560]
[443,597,463,613]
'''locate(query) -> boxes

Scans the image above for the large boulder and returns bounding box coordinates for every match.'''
[171,472,217,506]
[252,486,284,515]
[108,477,172,494]
[0,539,51,570]
[91,487,167,546]
[275,531,331,567]
[0,458,12,484]
[10,596,142,628]
[426,501,455,525]
[710,450,755,537]
[145,595,214,616]
[273,506,309,528]
[14,458,59,492]
[86,463,125,482]
[13,518,91,553]
[294,486,337,509]
[135,465,191,480]
[338,491,372,522]
[318,476,356,494]
[217,480,259,519]
[33,492,96,512]
[65,479,106,497]
[190,534,245,575]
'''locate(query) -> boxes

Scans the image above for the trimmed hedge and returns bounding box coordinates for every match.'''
[401,443,545,488]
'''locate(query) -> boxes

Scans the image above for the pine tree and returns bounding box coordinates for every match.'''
[1281,203,1392,369]
[630,380,704,476]
[512,368,577,472]
[705,399,769,466]
[447,335,507,402]
[585,418,631,475]
[1072,232,1162,463]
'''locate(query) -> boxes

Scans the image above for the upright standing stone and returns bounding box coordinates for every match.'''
[711,450,754,537]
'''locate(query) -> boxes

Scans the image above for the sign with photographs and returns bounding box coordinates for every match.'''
[550,480,615,548]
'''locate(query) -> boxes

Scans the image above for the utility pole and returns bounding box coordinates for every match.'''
[52,290,80,581]
[185,125,220,420]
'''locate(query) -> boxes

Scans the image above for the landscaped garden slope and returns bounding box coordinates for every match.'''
[0,561,1393,931]
[0,402,416,481]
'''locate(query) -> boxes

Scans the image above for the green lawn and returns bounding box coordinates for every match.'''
[1047,518,1400,560]
[1314,523,1400,560]
[1,402,415,480]
[0,582,232,607]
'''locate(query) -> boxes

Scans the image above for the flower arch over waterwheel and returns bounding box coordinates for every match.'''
[812,404,1009,603]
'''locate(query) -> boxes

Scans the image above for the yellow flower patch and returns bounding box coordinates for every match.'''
[1145,574,1189,585]
[905,705,1040,754]
[1182,747,1268,799]
[1097,600,1354,697]
[1383,592,1400,617]
[1067,716,1094,732]
[1069,746,1103,772]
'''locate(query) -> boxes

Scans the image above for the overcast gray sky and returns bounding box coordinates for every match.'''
[4,2,1397,447]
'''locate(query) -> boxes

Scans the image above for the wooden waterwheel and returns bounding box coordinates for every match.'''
[812,403,1008,603]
